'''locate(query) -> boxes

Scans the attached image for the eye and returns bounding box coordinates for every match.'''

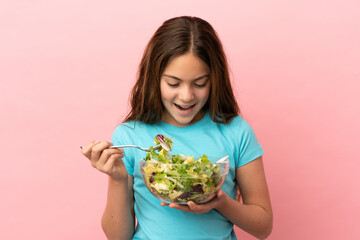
[193,83,207,87]
[193,77,209,88]
[193,81,208,88]
[167,83,180,87]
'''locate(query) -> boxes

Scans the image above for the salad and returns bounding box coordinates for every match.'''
[141,134,226,203]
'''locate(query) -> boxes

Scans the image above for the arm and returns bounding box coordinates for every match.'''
[163,156,272,239]
[81,141,135,240]
[102,175,135,240]
[215,157,273,239]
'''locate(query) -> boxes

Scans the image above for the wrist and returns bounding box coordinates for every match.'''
[108,175,128,185]
[213,190,230,211]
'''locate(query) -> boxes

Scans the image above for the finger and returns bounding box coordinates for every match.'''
[97,148,124,167]
[81,140,100,158]
[168,203,193,213]
[102,153,125,173]
[216,190,222,198]
[160,202,169,207]
[216,190,227,203]
[187,201,199,211]
[90,141,113,165]
[188,201,214,214]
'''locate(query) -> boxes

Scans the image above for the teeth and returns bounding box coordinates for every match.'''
[181,106,191,109]
[176,104,193,110]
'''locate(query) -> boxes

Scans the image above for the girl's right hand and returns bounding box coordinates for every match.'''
[81,141,128,181]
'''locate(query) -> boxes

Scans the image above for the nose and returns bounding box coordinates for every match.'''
[179,85,194,102]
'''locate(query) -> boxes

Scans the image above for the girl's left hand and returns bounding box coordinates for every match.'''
[160,190,227,214]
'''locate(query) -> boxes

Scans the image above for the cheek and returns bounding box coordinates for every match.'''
[199,87,210,101]
[160,82,167,100]
[160,85,172,103]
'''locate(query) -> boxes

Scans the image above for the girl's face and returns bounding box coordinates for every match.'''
[160,52,210,127]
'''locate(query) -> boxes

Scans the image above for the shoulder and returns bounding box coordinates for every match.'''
[228,115,249,127]
[217,115,255,135]
[227,116,264,167]
[215,115,261,151]
[113,120,148,134]
[111,120,150,142]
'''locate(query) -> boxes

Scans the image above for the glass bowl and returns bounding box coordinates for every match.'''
[140,158,229,204]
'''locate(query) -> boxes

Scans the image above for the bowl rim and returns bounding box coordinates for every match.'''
[139,159,229,165]
[140,159,229,176]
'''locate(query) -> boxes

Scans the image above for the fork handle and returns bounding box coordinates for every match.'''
[109,145,140,149]
[80,145,147,151]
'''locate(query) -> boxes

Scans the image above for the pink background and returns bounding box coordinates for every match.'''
[1,1,359,239]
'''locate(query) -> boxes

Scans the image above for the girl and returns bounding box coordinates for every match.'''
[81,16,272,240]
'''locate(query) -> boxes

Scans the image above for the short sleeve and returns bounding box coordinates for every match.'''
[235,119,264,168]
[111,125,134,175]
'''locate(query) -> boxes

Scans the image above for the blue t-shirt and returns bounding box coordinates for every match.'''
[111,111,264,240]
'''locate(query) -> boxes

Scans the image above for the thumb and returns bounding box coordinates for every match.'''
[217,190,226,199]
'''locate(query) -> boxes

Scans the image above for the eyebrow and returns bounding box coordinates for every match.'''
[162,74,210,82]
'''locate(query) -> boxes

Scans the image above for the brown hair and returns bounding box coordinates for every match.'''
[124,16,240,124]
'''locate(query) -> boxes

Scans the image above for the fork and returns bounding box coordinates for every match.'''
[80,144,161,152]
[109,144,161,152]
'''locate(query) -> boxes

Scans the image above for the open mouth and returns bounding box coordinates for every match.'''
[174,103,195,111]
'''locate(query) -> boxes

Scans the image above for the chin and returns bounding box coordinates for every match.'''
[174,118,193,127]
